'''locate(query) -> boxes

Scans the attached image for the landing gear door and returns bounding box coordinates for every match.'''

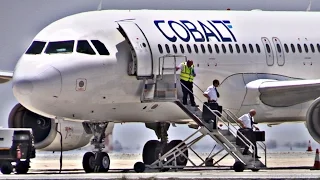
[117,21,153,79]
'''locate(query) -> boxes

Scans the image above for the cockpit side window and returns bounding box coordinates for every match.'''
[25,41,46,54]
[91,40,110,55]
[45,40,74,54]
[77,40,96,55]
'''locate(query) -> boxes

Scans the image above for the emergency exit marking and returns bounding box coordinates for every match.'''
[76,78,87,91]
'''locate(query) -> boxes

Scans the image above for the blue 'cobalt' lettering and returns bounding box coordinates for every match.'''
[168,20,190,42]
[198,20,221,42]
[180,20,205,42]
[153,20,237,43]
[154,20,177,42]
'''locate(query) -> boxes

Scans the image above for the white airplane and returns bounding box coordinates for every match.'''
[1,9,320,172]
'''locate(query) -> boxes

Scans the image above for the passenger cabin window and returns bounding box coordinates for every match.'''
[304,44,308,53]
[297,44,302,53]
[26,41,46,54]
[291,44,296,53]
[249,44,254,53]
[256,44,261,53]
[194,44,199,53]
[221,44,226,53]
[208,44,213,53]
[235,44,240,53]
[91,40,110,55]
[45,40,74,54]
[180,44,185,53]
[215,44,220,53]
[187,44,192,53]
[158,44,163,54]
[77,40,95,55]
[265,44,271,53]
[284,44,289,53]
[317,44,320,52]
[310,44,315,53]
[242,44,247,53]
[276,44,281,53]
[200,44,205,53]
[229,44,233,53]
[165,44,170,53]
[172,44,178,53]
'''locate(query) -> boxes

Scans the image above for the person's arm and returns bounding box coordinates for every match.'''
[237,115,246,128]
[176,63,182,71]
[192,68,196,77]
[203,93,210,100]
[203,87,211,100]
[237,119,246,128]
[253,125,259,130]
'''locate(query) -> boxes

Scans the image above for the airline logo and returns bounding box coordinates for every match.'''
[154,20,237,43]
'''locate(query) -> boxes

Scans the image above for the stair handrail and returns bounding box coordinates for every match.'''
[158,54,188,80]
[178,80,257,160]
[194,82,267,166]
[222,109,247,130]
[196,82,266,155]
[223,108,267,164]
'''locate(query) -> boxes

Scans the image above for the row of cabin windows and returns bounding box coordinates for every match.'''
[158,43,320,55]
[283,43,320,53]
[158,43,261,55]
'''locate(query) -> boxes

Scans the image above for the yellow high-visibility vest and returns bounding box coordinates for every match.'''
[180,62,195,82]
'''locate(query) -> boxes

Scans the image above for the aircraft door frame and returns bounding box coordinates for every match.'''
[261,37,274,66]
[117,21,153,79]
[272,37,285,66]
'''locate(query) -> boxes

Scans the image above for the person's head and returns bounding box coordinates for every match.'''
[213,79,220,87]
[249,109,256,117]
[187,60,193,67]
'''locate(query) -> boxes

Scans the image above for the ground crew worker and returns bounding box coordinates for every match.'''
[237,109,261,158]
[176,60,198,107]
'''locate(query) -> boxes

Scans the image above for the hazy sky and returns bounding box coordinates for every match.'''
[0,0,318,148]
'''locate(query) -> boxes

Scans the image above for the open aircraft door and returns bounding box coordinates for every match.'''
[117,21,153,79]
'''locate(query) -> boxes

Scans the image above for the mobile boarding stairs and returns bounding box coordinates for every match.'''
[137,54,266,172]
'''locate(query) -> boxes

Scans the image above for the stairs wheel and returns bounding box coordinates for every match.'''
[251,168,260,172]
[233,161,245,172]
[134,162,145,173]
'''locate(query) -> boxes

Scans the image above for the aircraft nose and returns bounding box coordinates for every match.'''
[13,65,62,107]
[32,66,62,97]
[14,80,33,95]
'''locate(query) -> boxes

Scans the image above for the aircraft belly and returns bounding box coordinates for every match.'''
[53,102,191,123]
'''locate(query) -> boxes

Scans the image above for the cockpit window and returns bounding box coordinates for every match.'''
[45,40,74,54]
[25,41,46,54]
[77,40,96,55]
[91,40,110,55]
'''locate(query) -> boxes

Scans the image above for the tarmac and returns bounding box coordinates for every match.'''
[1,150,320,179]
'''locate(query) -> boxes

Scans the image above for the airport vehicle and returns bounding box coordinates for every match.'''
[0,128,35,174]
[0,9,320,172]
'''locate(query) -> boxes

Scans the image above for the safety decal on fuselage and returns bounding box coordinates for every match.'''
[76,78,87,91]
[154,20,236,43]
